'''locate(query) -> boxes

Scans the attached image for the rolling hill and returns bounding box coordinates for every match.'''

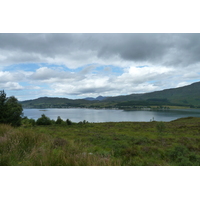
[104,81,200,106]
[20,97,91,108]
[20,81,200,108]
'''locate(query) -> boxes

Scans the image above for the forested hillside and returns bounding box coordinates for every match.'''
[105,81,200,107]
[20,81,200,108]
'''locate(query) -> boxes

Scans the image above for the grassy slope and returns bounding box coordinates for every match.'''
[104,81,200,106]
[1,117,200,166]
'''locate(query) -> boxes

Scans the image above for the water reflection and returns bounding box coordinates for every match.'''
[23,108,200,122]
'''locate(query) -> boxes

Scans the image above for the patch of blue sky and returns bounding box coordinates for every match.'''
[40,62,93,73]
[26,62,73,72]
[73,63,100,72]
[37,84,50,89]
[136,65,149,68]
[51,63,110,74]
[91,65,124,75]
[40,63,67,70]
[19,81,49,90]
[4,62,69,72]
[4,63,41,72]
[19,82,31,87]
[51,63,98,73]
[6,90,21,98]
[18,82,38,89]
[148,80,157,84]
[66,66,86,73]
[4,62,125,76]
[186,79,200,83]
[111,66,124,75]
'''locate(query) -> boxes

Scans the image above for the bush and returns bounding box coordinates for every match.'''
[56,116,63,124]
[22,117,36,127]
[66,119,72,125]
[78,120,89,124]
[36,114,52,125]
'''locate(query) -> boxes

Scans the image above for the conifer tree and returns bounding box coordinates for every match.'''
[0,90,7,124]
[0,90,23,126]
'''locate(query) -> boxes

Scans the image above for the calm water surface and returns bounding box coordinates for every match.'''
[23,108,200,122]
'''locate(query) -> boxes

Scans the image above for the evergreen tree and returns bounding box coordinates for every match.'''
[66,118,72,125]
[0,90,23,126]
[6,96,23,126]
[56,116,63,124]
[0,90,7,124]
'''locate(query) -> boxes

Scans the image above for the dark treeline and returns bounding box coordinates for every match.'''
[22,114,88,126]
[115,98,193,107]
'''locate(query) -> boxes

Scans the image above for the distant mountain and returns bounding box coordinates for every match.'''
[84,96,107,101]
[20,81,200,108]
[84,97,95,101]
[104,81,200,106]
[21,97,91,108]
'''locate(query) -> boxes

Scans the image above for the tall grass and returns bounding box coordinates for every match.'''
[0,124,120,166]
[1,117,200,166]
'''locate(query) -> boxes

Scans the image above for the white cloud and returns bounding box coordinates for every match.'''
[1,33,200,100]
[0,71,26,82]
[116,65,175,87]
[1,62,200,100]
[0,82,24,90]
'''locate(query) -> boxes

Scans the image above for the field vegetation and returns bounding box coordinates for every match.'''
[1,115,200,166]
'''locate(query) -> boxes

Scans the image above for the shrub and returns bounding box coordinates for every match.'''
[78,120,89,124]
[66,119,72,125]
[56,116,63,124]
[51,119,56,125]
[36,114,52,125]
[22,117,36,127]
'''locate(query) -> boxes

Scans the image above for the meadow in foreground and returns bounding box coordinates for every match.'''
[1,117,200,166]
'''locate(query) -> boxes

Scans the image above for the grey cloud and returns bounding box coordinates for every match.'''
[79,65,97,75]
[29,65,99,82]
[0,34,72,55]
[1,33,200,68]
[75,85,114,95]
[96,34,171,62]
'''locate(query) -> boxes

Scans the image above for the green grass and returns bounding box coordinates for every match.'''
[1,117,200,165]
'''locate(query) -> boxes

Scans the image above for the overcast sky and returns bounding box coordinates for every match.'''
[1,33,200,100]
